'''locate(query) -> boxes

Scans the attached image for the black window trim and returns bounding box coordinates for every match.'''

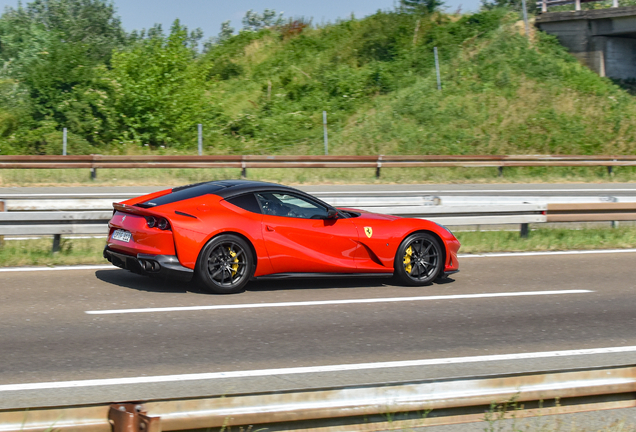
[225,193,262,214]
[254,190,338,219]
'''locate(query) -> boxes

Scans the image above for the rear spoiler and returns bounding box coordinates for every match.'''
[113,202,162,217]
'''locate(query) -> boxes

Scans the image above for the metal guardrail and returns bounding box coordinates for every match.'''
[547,202,636,222]
[2,198,636,239]
[537,0,619,12]
[0,198,548,238]
[1,365,634,432]
[1,154,635,178]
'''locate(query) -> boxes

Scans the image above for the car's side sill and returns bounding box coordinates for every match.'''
[254,272,394,280]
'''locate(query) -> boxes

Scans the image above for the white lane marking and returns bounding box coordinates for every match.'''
[86,290,591,315]
[460,249,636,258]
[0,265,113,273]
[1,345,634,392]
[311,188,636,195]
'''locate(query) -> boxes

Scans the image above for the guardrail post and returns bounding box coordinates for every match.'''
[109,403,161,432]
[91,167,97,180]
[0,200,4,248]
[376,155,383,179]
[52,234,61,253]
[241,157,247,179]
[498,166,504,177]
[520,223,529,238]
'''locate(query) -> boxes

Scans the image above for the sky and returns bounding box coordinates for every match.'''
[0,0,482,40]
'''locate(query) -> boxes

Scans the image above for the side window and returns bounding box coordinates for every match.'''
[226,194,261,214]
[256,192,329,219]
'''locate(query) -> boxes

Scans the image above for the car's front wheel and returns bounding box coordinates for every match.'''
[196,234,254,294]
[394,232,443,286]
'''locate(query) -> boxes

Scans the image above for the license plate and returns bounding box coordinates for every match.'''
[112,229,132,242]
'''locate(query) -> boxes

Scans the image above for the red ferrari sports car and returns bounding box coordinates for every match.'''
[104,180,460,293]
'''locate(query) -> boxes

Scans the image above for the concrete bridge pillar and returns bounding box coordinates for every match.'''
[536,6,636,79]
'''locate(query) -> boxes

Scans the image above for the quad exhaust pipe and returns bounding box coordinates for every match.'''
[138,259,161,273]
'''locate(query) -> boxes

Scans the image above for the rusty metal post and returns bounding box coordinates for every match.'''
[109,404,161,432]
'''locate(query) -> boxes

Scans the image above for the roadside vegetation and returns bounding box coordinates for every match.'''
[2,166,636,187]
[0,0,635,173]
[2,226,635,267]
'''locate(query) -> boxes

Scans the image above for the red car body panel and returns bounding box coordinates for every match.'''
[104,181,460,281]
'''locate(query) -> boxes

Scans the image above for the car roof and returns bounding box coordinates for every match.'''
[140,180,330,208]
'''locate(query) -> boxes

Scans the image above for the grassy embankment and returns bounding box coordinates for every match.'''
[2,226,635,267]
[1,8,636,186]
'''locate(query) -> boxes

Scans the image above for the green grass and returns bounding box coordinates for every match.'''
[1,166,635,187]
[1,226,635,267]
[0,237,107,267]
[456,226,636,254]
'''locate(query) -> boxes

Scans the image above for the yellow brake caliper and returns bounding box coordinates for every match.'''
[403,246,413,274]
[229,248,239,276]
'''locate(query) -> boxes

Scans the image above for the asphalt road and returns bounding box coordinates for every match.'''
[2,182,636,197]
[1,250,635,410]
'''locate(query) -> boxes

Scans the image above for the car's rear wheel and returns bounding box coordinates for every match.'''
[394,232,443,286]
[196,234,254,294]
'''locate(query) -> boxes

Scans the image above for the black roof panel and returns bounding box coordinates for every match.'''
[136,180,303,208]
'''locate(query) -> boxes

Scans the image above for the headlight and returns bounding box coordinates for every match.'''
[435,222,454,236]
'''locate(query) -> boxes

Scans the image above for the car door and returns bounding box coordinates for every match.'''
[256,191,359,274]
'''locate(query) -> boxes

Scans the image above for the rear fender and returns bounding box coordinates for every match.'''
[170,199,273,275]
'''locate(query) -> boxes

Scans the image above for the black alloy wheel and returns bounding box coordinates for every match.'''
[394,232,443,286]
[196,234,254,294]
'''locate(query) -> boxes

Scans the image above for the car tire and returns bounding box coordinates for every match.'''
[393,232,443,286]
[196,234,254,294]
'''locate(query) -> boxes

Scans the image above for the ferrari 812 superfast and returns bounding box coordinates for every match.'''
[104,180,460,293]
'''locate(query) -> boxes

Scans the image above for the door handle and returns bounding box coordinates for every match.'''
[266,225,275,232]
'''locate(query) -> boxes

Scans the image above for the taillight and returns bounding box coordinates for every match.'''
[146,216,157,228]
[158,218,170,230]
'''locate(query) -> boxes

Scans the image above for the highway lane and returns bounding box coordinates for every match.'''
[0,251,635,408]
[2,182,636,197]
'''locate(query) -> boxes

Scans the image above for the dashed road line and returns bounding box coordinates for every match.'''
[85,290,592,315]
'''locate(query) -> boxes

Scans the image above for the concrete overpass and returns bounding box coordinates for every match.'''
[536,5,636,79]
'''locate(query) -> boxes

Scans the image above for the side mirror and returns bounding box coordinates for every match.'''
[326,209,338,219]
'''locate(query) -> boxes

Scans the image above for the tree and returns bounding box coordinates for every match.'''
[0,0,126,147]
[109,20,211,147]
[241,9,284,32]
[480,0,535,12]
[0,0,126,68]
[400,0,445,13]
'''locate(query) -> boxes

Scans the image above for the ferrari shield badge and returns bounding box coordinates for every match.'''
[364,227,373,238]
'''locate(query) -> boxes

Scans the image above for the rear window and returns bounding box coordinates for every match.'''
[136,183,227,208]
[226,194,261,214]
